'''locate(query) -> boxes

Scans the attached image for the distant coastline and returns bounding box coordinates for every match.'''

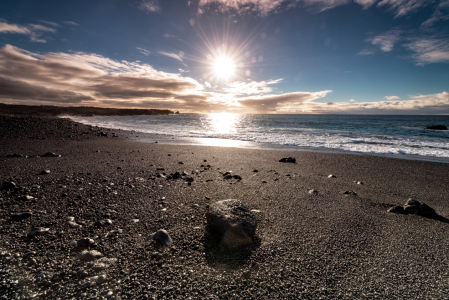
[0,103,177,116]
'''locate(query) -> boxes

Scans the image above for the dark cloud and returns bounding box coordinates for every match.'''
[0,76,93,103]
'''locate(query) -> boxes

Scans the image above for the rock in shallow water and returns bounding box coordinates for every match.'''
[206,199,257,248]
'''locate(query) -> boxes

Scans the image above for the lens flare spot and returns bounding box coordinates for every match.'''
[245,69,251,76]
[190,19,195,26]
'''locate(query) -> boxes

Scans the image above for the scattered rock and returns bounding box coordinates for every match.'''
[233,175,242,180]
[42,152,61,157]
[423,125,447,130]
[27,227,49,238]
[10,209,32,221]
[328,175,336,178]
[388,198,438,218]
[145,229,173,247]
[17,195,34,201]
[223,174,233,180]
[96,274,107,284]
[77,238,95,247]
[342,191,357,196]
[40,170,51,175]
[79,250,102,262]
[1,181,16,190]
[92,257,117,272]
[309,189,318,195]
[206,199,256,248]
[66,221,82,228]
[279,157,296,163]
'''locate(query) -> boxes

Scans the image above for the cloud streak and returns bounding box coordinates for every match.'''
[0,20,57,43]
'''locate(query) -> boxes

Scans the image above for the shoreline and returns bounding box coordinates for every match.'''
[1,113,449,299]
[62,115,449,164]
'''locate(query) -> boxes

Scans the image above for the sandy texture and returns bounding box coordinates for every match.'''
[1,114,449,299]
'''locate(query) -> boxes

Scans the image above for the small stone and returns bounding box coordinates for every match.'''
[40,170,51,175]
[27,227,49,238]
[92,257,117,271]
[279,157,296,163]
[130,219,139,223]
[78,250,102,262]
[11,210,32,221]
[42,152,61,157]
[70,240,78,247]
[17,195,34,201]
[23,251,36,258]
[342,191,357,196]
[328,175,336,178]
[223,174,233,180]
[96,274,107,284]
[66,216,75,222]
[233,175,242,180]
[145,229,173,247]
[309,189,318,195]
[77,238,95,247]
[66,221,82,228]
[1,181,17,190]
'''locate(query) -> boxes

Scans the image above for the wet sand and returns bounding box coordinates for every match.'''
[1,113,449,299]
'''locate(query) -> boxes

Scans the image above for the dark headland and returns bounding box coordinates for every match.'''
[0,103,177,116]
[1,112,449,299]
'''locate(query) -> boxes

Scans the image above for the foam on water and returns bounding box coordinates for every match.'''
[68,114,449,161]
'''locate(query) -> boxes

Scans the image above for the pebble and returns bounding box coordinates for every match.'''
[17,195,34,201]
[70,240,77,247]
[1,181,16,190]
[78,250,103,262]
[145,229,173,247]
[328,174,336,178]
[309,189,318,195]
[77,238,95,247]
[27,227,50,238]
[66,221,82,228]
[96,274,107,284]
[40,170,51,175]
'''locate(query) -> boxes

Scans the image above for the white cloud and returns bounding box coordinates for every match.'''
[369,29,402,52]
[64,21,79,26]
[158,51,184,62]
[421,0,449,27]
[354,0,378,9]
[377,0,430,18]
[385,95,400,100]
[0,20,56,43]
[0,21,30,34]
[358,49,375,55]
[139,0,161,13]
[405,36,449,65]
[221,79,282,96]
[137,47,151,56]
[303,92,449,114]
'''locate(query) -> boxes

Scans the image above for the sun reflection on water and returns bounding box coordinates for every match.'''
[204,113,242,134]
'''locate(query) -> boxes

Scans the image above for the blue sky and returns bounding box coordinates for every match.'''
[0,0,448,114]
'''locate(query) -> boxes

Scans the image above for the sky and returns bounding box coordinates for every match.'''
[0,0,448,114]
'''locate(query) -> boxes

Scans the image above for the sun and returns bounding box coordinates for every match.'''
[213,56,235,80]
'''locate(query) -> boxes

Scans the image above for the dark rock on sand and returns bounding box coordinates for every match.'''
[10,209,32,221]
[42,152,61,157]
[423,125,447,130]
[77,238,96,247]
[1,181,16,190]
[388,198,438,218]
[40,169,51,175]
[206,199,257,248]
[27,227,49,238]
[279,157,296,163]
[145,229,173,247]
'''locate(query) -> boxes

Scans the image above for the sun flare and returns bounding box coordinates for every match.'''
[213,56,235,80]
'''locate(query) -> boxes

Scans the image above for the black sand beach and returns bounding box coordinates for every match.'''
[1,113,449,299]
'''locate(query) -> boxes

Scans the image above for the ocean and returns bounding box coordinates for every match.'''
[68,114,449,163]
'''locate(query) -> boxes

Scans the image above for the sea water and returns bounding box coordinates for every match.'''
[68,114,449,162]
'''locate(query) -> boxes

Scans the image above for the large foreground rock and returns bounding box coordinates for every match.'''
[206,199,257,248]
